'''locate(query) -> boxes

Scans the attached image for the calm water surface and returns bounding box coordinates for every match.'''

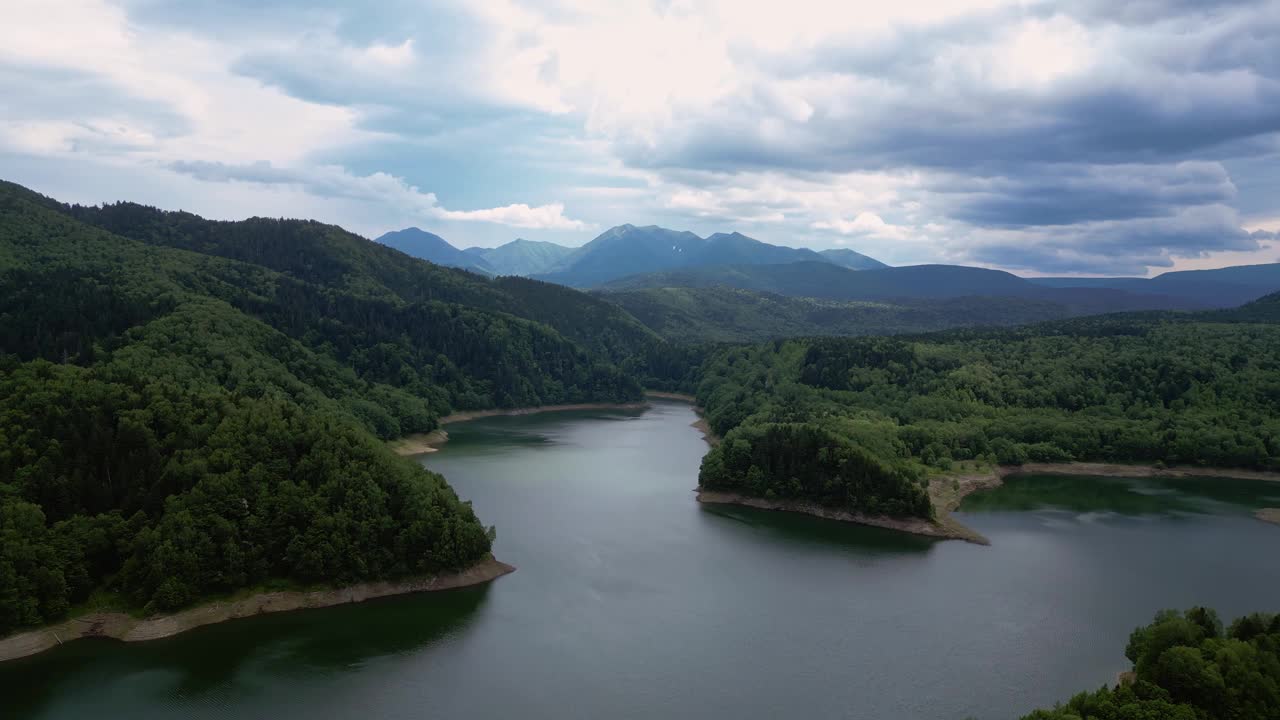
[4,401,1279,719]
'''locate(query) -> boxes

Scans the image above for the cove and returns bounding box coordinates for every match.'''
[2,400,1279,720]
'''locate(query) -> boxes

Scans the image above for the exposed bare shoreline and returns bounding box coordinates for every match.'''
[645,392,720,446]
[696,489,981,542]
[389,429,449,456]
[698,462,1280,545]
[391,392,712,456]
[0,556,514,664]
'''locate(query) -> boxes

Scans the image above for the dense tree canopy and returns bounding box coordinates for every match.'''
[1022,607,1280,719]
[603,286,1101,344]
[0,180,696,637]
[695,307,1280,518]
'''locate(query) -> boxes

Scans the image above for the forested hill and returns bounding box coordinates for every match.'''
[695,308,1280,519]
[1021,607,1280,719]
[0,180,684,637]
[40,187,661,366]
[603,286,1101,344]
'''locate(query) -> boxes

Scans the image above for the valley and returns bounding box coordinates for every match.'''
[3,181,1280,719]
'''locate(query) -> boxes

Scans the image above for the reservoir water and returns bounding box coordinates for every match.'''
[3,401,1279,719]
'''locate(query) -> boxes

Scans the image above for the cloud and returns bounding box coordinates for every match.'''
[939,161,1238,227]
[2,0,1278,269]
[166,160,591,230]
[812,213,913,241]
[966,205,1276,274]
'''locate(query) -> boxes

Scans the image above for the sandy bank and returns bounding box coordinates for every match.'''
[644,391,697,402]
[0,555,514,664]
[390,429,449,456]
[929,461,1280,543]
[1004,462,1280,483]
[644,391,719,446]
[438,401,648,425]
[390,401,650,456]
[695,490,988,544]
[698,461,1280,546]
[393,392,712,456]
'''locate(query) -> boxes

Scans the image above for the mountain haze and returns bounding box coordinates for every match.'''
[599,260,1275,312]
[374,227,496,275]
[1032,263,1280,307]
[819,248,890,270]
[464,238,575,276]
[533,224,887,287]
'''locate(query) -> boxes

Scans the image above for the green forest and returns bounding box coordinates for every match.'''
[1021,607,1280,719]
[600,286,1078,343]
[5,176,1280,640]
[694,305,1280,519]
[0,181,692,636]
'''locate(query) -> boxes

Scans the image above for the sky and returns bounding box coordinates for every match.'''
[3,0,1279,276]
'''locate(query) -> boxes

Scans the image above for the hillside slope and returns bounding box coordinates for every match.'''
[603,287,1074,343]
[374,227,495,275]
[0,180,685,637]
[0,181,511,635]
[1032,263,1280,306]
[465,238,574,276]
[601,261,1206,314]
[819,248,890,270]
[536,225,885,287]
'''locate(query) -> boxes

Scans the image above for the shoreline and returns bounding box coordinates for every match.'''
[695,489,986,543]
[643,391,719,446]
[644,390,697,402]
[391,392,709,456]
[698,461,1280,545]
[438,401,649,425]
[389,429,450,456]
[0,555,515,664]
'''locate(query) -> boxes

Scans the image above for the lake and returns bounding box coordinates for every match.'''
[3,400,1279,719]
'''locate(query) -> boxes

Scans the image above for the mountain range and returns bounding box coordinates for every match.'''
[463,238,574,276]
[370,222,1280,336]
[375,224,887,284]
[600,259,1280,310]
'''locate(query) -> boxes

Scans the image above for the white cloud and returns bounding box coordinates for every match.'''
[167,160,592,230]
[359,39,415,69]
[3,0,1278,271]
[436,202,590,230]
[813,212,913,240]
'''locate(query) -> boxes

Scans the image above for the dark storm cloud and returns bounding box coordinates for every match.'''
[967,211,1277,275]
[940,162,1238,227]
[22,0,1273,274]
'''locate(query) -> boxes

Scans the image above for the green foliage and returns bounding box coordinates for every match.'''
[700,423,930,517]
[1023,608,1280,719]
[0,179,690,636]
[603,286,1088,343]
[693,315,1280,515]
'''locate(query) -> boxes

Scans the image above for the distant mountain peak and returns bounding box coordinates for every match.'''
[374,227,494,275]
[531,223,889,287]
[463,236,576,276]
[819,248,890,270]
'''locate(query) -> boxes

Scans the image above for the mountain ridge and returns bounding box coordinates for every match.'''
[374,227,496,275]
[374,223,889,287]
[464,237,576,276]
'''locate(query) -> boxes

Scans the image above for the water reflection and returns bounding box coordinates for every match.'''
[698,503,937,555]
[0,584,493,717]
[960,473,1280,516]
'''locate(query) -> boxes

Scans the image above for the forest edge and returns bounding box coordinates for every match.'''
[697,462,1280,545]
[0,555,514,664]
